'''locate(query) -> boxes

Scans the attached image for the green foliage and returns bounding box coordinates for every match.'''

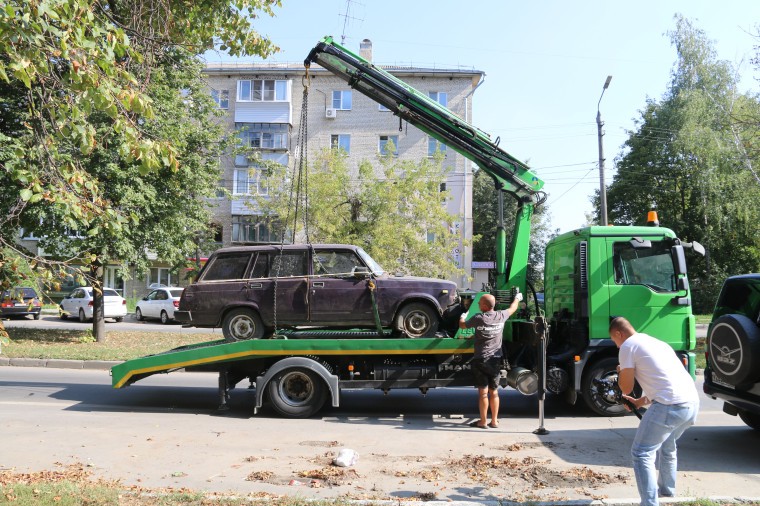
[256,147,464,279]
[605,15,760,311]
[0,0,282,330]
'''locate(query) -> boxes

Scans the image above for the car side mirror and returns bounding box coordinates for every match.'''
[352,266,371,279]
[142,297,148,301]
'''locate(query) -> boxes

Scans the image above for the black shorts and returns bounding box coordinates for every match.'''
[472,356,502,390]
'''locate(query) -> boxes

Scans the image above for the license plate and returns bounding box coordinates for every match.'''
[14,303,27,307]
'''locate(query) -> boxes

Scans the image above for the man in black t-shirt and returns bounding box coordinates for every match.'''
[459,291,522,429]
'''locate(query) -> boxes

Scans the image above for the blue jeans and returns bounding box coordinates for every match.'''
[631,400,698,506]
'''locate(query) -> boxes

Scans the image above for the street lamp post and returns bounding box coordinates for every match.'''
[596,75,612,226]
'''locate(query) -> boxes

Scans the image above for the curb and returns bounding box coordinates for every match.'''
[0,357,121,370]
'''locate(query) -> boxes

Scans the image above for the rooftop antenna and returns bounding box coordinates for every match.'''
[339,0,364,45]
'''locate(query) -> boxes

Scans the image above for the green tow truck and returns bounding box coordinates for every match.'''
[111,37,704,418]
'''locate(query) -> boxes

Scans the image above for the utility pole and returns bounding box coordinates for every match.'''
[596,75,612,226]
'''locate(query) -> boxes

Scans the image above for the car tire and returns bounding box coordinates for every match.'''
[708,314,760,387]
[114,317,123,323]
[59,308,67,320]
[738,410,760,431]
[160,311,169,325]
[394,302,439,338]
[33,313,40,320]
[581,357,638,417]
[135,308,144,321]
[78,308,87,323]
[222,308,265,342]
[267,367,327,418]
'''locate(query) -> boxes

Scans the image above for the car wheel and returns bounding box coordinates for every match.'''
[33,313,40,320]
[738,410,760,431]
[267,367,327,418]
[78,308,87,323]
[135,308,144,321]
[708,314,760,386]
[160,310,169,325]
[222,308,264,342]
[114,317,123,323]
[394,302,438,338]
[59,307,67,320]
[581,357,638,417]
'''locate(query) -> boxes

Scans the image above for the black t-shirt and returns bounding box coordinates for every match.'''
[464,310,509,359]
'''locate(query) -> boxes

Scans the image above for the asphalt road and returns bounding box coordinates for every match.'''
[0,365,757,503]
[2,311,221,334]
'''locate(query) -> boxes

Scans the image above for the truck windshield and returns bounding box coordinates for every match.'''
[613,241,676,292]
[356,247,385,276]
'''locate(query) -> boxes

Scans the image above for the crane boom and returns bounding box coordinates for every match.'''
[305,36,546,297]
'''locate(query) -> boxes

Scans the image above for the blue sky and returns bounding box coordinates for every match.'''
[206,1,760,233]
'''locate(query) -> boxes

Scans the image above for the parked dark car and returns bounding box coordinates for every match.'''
[175,244,458,341]
[703,273,760,430]
[1,287,42,320]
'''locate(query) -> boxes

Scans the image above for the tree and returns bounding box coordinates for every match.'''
[471,167,554,292]
[605,15,760,311]
[0,0,282,340]
[255,146,465,279]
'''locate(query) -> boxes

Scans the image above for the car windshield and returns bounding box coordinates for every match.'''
[356,247,385,276]
[613,241,676,292]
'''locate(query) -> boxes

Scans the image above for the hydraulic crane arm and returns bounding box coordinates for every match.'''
[305,36,546,296]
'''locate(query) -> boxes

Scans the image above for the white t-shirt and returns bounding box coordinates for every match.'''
[618,332,699,405]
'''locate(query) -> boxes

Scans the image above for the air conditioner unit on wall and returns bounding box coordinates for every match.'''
[325,108,337,119]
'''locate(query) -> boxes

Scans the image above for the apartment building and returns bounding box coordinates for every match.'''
[204,39,483,288]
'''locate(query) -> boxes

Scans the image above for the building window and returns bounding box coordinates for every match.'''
[233,169,269,196]
[231,216,280,243]
[237,79,288,102]
[379,135,399,156]
[211,89,229,109]
[428,91,448,107]
[330,134,350,153]
[428,137,447,157]
[237,123,289,150]
[148,267,175,288]
[332,90,352,110]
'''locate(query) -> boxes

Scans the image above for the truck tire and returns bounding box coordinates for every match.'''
[222,308,264,342]
[267,367,327,418]
[581,357,632,417]
[394,302,438,338]
[738,410,760,431]
[708,314,760,387]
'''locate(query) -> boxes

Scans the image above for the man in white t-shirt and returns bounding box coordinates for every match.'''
[609,316,699,506]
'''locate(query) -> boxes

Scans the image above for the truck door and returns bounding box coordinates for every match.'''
[309,248,373,325]
[606,238,688,348]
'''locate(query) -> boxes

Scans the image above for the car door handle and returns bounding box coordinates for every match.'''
[247,283,263,289]
[312,282,324,288]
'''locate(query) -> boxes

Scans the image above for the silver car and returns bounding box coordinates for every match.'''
[60,287,127,322]
[135,287,184,324]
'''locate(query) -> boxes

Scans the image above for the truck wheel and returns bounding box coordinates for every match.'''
[738,410,760,431]
[582,357,631,417]
[222,308,264,342]
[708,314,760,386]
[394,302,438,338]
[267,368,327,418]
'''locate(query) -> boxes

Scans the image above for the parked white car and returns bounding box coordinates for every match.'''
[135,287,184,324]
[60,287,127,322]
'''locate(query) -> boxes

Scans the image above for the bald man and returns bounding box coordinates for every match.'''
[609,316,699,506]
[459,291,522,428]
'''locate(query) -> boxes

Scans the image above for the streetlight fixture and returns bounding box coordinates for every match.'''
[596,75,612,226]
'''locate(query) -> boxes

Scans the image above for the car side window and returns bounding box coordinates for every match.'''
[313,250,364,277]
[250,253,268,279]
[270,252,307,278]
[202,253,252,281]
[147,290,158,300]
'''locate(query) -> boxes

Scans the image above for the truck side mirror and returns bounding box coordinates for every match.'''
[683,241,706,256]
[673,245,687,275]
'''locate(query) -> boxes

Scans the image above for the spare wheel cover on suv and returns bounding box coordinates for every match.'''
[708,314,760,386]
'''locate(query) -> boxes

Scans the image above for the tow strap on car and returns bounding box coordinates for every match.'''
[367,279,386,337]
